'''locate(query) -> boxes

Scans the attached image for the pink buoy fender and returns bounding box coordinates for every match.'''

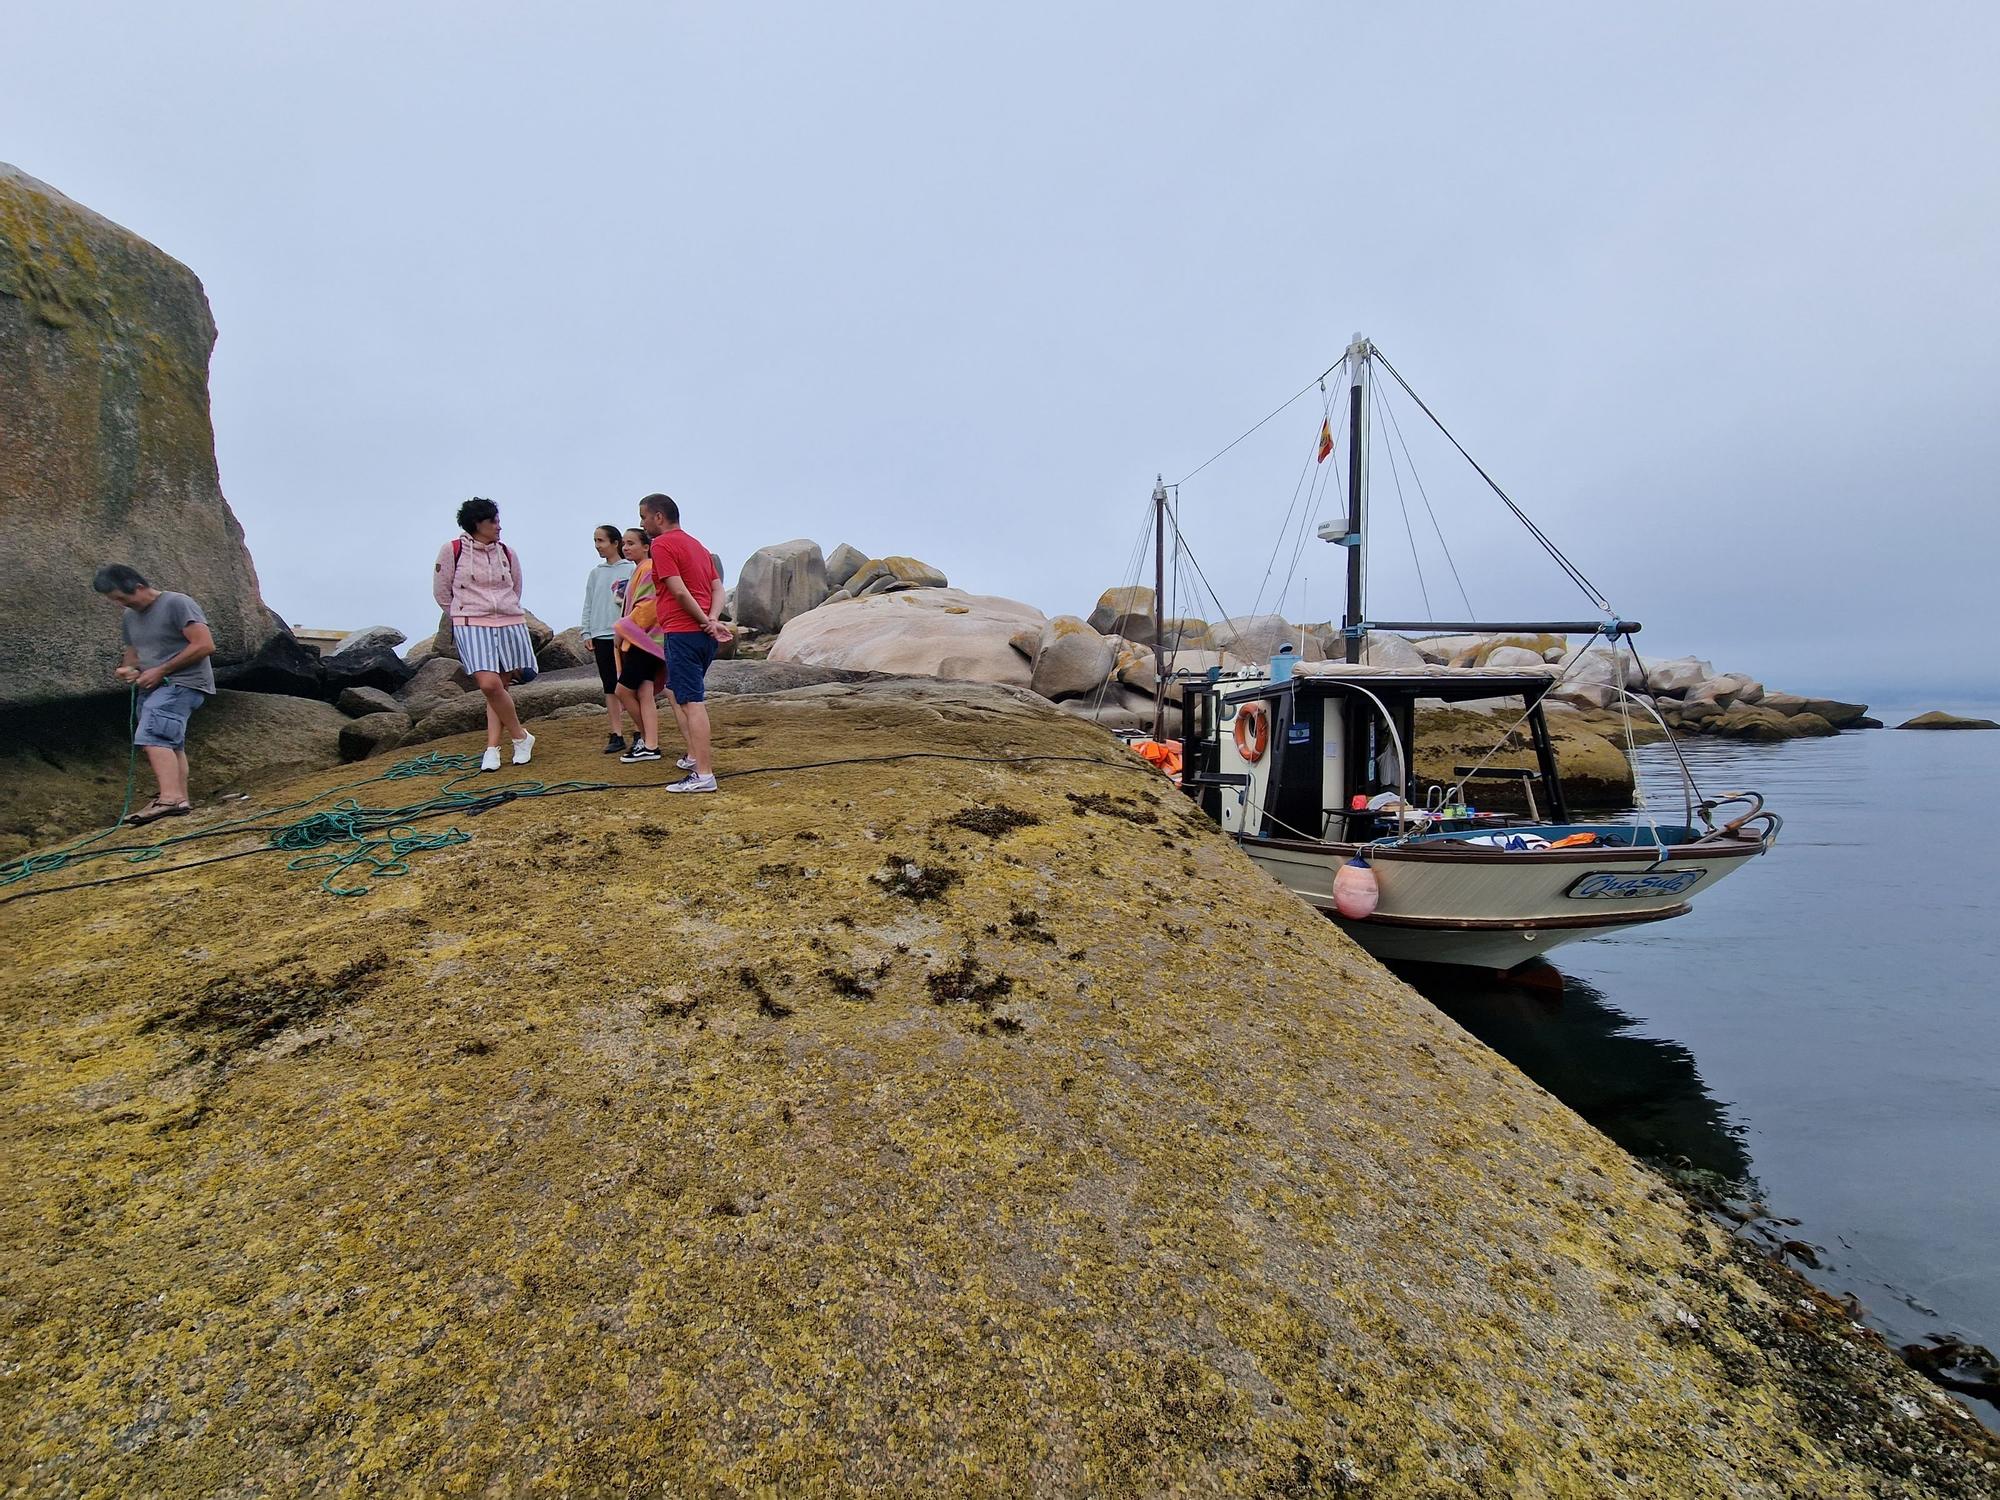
[1333,855,1380,919]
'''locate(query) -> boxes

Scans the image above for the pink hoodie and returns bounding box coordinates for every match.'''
[432,535,526,627]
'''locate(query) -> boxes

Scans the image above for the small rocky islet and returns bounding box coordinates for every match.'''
[6,163,1999,1493]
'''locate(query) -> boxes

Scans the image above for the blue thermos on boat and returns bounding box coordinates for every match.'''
[1270,643,1297,682]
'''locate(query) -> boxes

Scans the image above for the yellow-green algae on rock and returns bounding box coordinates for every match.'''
[1,681,1993,1496]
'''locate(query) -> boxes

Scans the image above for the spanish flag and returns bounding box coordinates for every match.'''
[1316,417,1334,464]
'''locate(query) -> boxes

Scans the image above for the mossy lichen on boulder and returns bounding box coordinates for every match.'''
[0,682,1991,1494]
[0,163,286,710]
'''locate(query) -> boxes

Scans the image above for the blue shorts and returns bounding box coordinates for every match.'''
[664,632,718,704]
[134,682,208,749]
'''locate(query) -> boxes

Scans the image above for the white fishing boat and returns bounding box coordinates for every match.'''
[1151,336,1781,972]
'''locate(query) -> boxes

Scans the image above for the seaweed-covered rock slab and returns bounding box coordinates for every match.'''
[1,682,1992,1495]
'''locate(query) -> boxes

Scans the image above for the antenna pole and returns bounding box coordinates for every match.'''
[1342,334,1371,663]
[1151,477,1167,739]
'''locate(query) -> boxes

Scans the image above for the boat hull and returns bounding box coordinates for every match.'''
[1235,830,1767,971]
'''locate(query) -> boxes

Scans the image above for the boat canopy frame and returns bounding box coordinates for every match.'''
[1184,667,1570,841]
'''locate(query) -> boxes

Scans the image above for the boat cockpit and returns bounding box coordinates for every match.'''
[1181,664,1570,846]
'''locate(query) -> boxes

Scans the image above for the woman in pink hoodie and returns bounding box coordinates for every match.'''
[432,497,535,771]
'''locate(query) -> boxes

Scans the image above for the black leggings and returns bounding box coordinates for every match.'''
[592,637,619,694]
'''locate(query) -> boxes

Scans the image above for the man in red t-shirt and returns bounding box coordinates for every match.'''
[636,492,731,792]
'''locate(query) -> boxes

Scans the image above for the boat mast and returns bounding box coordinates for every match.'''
[1151,476,1168,738]
[1341,333,1371,664]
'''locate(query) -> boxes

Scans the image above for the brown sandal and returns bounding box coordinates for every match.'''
[126,801,191,827]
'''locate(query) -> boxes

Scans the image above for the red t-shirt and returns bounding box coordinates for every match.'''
[649,529,719,634]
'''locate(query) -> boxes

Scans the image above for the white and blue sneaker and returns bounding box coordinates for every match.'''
[676,755,697,771]
[664,773,717,794]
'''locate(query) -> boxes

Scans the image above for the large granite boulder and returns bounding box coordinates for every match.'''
[1643,656,1713,697]
[335,685,402,719]
[1411,633,1489,665]
[331,625,406,657]
[321,641,414,697]
[1031,619,1118,701]
[824,542,868,590]
[1558,644,1642,692]
[1685,673,1761,709]
[1467,633,1564,666]
[769,588,1043,688]
[337,711,411,762]
[395,656,471,723]
[1086,586,1156,645]
[1160,616,1212,651]
[0,164,288,710]
[221,631,326,699]
[1482,645,1552,671]
[1897,710,2000,730]
[848,555,949,596]
[1208,614,1296,664]
[1359,632,1427,670]
[734,539,829,632]
[407,671,606,744]
[1058,685,1178,736]
[1761,692,1871,729]
[537,626,593,673]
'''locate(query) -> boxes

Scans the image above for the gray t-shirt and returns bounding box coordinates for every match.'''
[121,591,216,694]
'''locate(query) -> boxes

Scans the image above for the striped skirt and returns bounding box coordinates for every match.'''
[452,622,537,675]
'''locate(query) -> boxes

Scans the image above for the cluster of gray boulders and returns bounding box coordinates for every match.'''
[1521,649,1876,741]
[726,539,950,636]
[746,566,1888,743]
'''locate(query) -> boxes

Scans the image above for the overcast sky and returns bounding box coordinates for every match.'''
[7,2,1996,698]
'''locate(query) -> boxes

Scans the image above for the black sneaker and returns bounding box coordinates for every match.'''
[619,744,662,763]
[604,734,627,755]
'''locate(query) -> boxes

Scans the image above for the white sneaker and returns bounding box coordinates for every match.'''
[512,732,535,765]
[479,746,502,773]
[676,755,697,771]
[664,773,717,794]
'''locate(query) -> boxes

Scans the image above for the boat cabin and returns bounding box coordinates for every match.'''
[1180,664,1569,845]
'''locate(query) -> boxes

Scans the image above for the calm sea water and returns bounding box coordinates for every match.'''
[1411,705,2000,1413]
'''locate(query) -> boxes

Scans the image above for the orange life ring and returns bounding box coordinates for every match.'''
[1233,702,1270,763]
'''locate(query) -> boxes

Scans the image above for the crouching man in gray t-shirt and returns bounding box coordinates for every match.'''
[93,564,217,826]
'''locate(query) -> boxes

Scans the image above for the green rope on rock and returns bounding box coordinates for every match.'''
[0,689,145,889]
[0,743,609,898]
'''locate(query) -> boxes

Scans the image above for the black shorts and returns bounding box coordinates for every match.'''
[618,646,665,692]
[591,636,619,694]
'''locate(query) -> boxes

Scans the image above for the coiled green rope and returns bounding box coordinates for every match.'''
[0,745,610,898]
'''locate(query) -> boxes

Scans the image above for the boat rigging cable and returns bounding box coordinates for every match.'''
[1268,393,1343,624]
[1249,365,1344,621]
[1376,379,1475,618]
[1173,358,1350,487]
[1369,347,1614,616]
[1371,379,1434,619]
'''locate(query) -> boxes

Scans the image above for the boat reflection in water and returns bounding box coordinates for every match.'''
[1399,961,1753,1188]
